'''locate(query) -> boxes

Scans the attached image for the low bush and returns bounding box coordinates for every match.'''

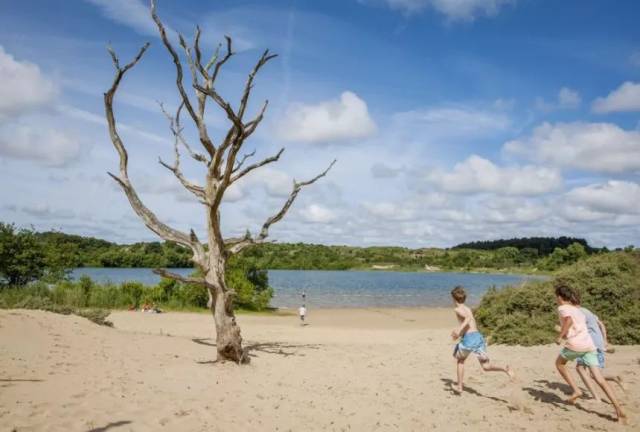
[475,251,640,345]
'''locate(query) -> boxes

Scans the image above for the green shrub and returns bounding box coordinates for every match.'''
[475,251,640,345]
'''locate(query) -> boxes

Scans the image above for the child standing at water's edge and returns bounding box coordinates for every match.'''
[553,282,627,424]
[299,304,307,325]
[450,286,514,394]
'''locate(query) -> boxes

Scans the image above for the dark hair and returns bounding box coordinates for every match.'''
[451,286,467,303]
[554,282,580,305]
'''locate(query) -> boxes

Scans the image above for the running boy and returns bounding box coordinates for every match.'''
[554,283,627,423]
[450,286,514,394]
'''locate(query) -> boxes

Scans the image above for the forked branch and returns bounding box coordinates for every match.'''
[158,102,207,201]
[226,159,337,255]
[104,43,207,267]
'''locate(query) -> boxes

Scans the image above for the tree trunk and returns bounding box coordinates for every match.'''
[207,264,246,363]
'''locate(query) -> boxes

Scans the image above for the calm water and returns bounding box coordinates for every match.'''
[70,267,540,308]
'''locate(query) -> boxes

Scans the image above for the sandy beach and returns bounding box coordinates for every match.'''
[1,308,638,431]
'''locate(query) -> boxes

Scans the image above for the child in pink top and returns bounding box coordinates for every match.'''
[554,283,627,424]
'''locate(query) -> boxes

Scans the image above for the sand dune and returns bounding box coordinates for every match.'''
[1,309,638,431]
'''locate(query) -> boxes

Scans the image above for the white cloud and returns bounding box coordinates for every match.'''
[363,202,417,221]
[504,122,640,174]
[0,46,57,121]
[381,0,514,21]
[425,155,562,195]
[479,197,549,223]
[592,81,640,113]
[0,124,81,167]
[566,181,640,215]
[534,87,581,112]
[277,91,377,144]
[557,87,581,108]
[58,105,169,144]
[391,106,510,140]
[84,0,161,37]
[299,204,336,223]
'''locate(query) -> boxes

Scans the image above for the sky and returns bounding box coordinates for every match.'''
[0,0,639,249]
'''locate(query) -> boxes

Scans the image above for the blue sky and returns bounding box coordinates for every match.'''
[1,0,639,248]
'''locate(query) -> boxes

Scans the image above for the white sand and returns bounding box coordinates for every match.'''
[1,308,638,431]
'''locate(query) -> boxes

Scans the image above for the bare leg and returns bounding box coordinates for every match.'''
[555,355,582,404]
[577,364,601,402]
[480,360,515,380]
[589,366,627,424]
[604,374,627,392]
[454,358,465,394]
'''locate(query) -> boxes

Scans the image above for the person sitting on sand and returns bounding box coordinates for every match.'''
[554,282,627,423]
[450,286,514,394]
[299,304,307,325]
[569,299,626,401]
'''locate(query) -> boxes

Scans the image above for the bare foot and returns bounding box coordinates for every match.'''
[617,413,628,425]
[566,392,582,405]
[506,365,516,381]
[450,383,462,395]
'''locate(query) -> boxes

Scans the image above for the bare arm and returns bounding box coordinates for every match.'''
[557,316,572,344]
[597,318,609,349]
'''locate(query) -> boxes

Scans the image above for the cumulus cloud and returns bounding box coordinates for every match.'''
[0,124,81,166]
[592,81,640,113]
[504,122,640,174]
[566,181,640,215]
[381,0,514,21]
[277,91,377,144]
[425,155,562,195]
[0,46,57,121]
[299,204,337,223]
[534,87,581,112]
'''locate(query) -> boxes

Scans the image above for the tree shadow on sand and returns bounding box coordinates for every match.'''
[244,341,320,358]
[523,380,617,422]
[87,420,132,432]
[440,378,509,404]
[0,379,44,382]
[191,338,320,362]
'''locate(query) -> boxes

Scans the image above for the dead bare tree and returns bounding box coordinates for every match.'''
[104,0,335,363]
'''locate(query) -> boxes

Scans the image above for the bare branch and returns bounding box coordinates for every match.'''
[153,268,213,289]
[211,36,233,84]
[104,42,207,267]
[244,100,269,138]
[193,83,243,131]
[226,159,337,255]
[150,0,215,157]
[230,148,284,183]
[238,50,278,120]
[232,150,256,173]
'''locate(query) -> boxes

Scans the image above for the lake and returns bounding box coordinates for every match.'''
[70,267,542,309]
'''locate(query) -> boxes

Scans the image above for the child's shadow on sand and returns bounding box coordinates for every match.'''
[440,378,509,404]
[522,380,617,422]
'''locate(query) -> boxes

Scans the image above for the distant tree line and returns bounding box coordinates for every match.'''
[452,236,599,255]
